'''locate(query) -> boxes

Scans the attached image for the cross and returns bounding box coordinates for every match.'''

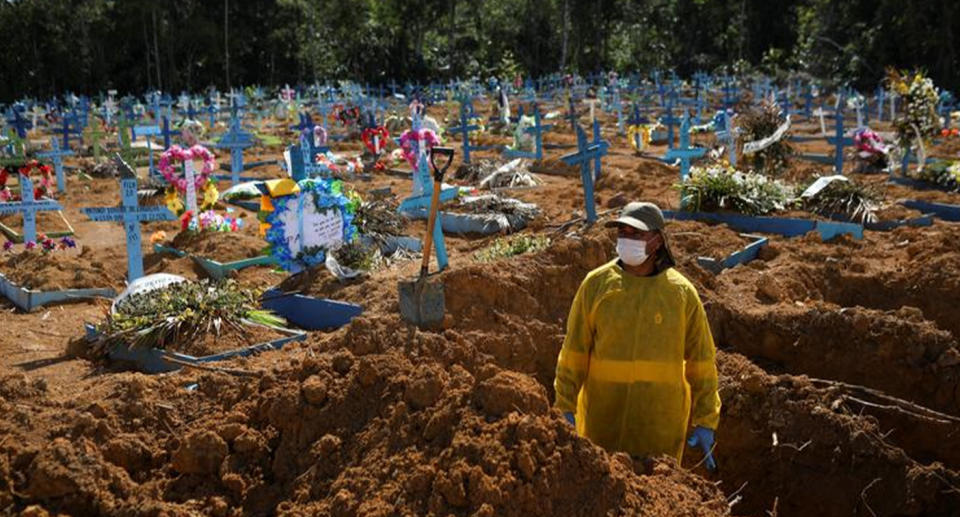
[664,112,707,183]
[103,96,117,127]
[779,90,791,118]
[3,128,27,159]
[291,132,331,180]
[875,87,886,122]
[398,145,457,272]
[715,110,737,166]
[803,85,815,119]
[627,104,649,153]
[81,155,176,282]
[0,173,63,244]
[36,138,75,193]
[661,105,681,149]
[447,101,483,164]
[215,117,256,185]
[134,124,161,176]
[560,124,609,224]
[159,116,181,150]
[205,103,218,128]
[505,103,554,161]
[567,95,579,132]
[722,79,739,109]
[826,108,854,174]
[58,113,82,150]
[290,111,314,133]
[591,118,606,180]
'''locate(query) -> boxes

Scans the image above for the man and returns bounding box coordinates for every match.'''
[554,202,721,470]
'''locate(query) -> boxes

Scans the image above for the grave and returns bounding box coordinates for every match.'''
[81,156,176,282]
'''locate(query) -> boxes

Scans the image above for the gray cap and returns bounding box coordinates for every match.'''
[604,202,665,231]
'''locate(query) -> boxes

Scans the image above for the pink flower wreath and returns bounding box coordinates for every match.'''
[157,144,217,192]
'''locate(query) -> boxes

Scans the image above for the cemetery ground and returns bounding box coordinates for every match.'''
[2,105,960,516]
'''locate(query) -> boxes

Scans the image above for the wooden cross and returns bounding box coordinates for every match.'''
[81,156,175,281]
[36,138,74,193]
[664,112,707,182]
[560,124,608,224]
[0,174,63,244]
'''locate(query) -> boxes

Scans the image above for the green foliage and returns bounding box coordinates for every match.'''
[474,234,551,262]
[93,279,284,353]
[676,164,794,216]
[0,0,958,101]
[800,177,880,223]
[739,101,793,175]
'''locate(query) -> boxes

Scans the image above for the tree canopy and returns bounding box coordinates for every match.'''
[1,0,956,101]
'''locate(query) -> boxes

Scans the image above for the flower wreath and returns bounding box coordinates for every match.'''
[854,128,889,157]
[263,178,357,271]
[0,160,55,201]
[157,144,219,215]
[399,129,439,169]
[362,126,389,155]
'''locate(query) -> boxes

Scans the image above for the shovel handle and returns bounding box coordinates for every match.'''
[430,146,454,182]
[420,147,455,276]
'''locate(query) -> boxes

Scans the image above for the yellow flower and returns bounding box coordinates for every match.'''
[201,183,219,210]
[149,231,168,244]
[164,189,184,215]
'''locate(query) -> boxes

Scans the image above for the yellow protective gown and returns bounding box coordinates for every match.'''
[554,260,721,461]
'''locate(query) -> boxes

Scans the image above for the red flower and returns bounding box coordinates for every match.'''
[180,211,194,231]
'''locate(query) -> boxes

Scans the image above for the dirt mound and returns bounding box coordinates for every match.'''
[0,245,125,291]
[0,355,729,516]
[169,226,265,262]
[713,351,960,516]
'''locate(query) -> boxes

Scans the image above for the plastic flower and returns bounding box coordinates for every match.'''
[60,236,76,248]
[24,241,36,250]
[149,231,167,244]
[2,241,13,252]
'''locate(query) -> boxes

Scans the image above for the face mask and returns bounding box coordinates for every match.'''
[617,238,648,266]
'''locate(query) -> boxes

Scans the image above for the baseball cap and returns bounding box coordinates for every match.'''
[604,202,665,231]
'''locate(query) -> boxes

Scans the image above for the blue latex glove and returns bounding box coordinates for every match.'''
[686,426,717,472]
[564,412,575,426]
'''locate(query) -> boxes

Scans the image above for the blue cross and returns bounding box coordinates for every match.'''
[205,103,218,128]
[5,108,32,139]
[560,124,608,224]
[59,114,82,150]
[504,104,553,161]
[81,156,175,282]
[398,147,456,272]
[803,85,815,119]
[567,95,579,132]
[0,174,63,244]
[216,118,256,185]
[664,112,707,184]
[159,116,180,150]
[875,87,886,122]
[36,138,75,193]
[826,108,853,174]
[448,101,483,164]
[291,111,314,133]
[660,105,681,149]
[715,110,737,167]
[134,124,161,176]
[289,132,332,181]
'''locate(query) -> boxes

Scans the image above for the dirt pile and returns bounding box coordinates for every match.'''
[0,352,729,516]
[0,245,125,291]
[169,226,265,262]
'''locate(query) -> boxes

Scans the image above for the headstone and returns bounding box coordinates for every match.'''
[81,156,176,281]
[447,101,483,164]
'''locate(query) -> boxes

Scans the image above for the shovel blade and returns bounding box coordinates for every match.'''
[398,278,445,329]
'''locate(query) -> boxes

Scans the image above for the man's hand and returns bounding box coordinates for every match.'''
[686,426,717,472]
[564,412,575,427]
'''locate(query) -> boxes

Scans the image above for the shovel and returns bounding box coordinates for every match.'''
[398,146,455,329]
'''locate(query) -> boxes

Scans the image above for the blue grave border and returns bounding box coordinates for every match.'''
[695,234,768,274]
[662,210,864,240]
[84,319,306,374]
[0,272,115,312]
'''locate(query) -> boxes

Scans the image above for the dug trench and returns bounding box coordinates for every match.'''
[306,227,960,515]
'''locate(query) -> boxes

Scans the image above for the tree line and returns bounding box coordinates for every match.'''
[0,0,956,102]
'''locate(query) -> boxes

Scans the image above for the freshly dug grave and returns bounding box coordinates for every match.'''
[0,210,72,237]
[0,245,124,291]
[168,227,267,263]
[712,351,960,516]
[0,353,730,516]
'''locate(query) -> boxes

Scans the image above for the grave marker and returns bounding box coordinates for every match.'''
[36,138,74,192]
[0,174,63,244]
[560,124,608,224]
[215,116,256,185]
[81,156,176,282]
[664,112,707,182]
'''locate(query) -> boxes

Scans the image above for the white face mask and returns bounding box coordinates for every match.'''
[617,238,648,266]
